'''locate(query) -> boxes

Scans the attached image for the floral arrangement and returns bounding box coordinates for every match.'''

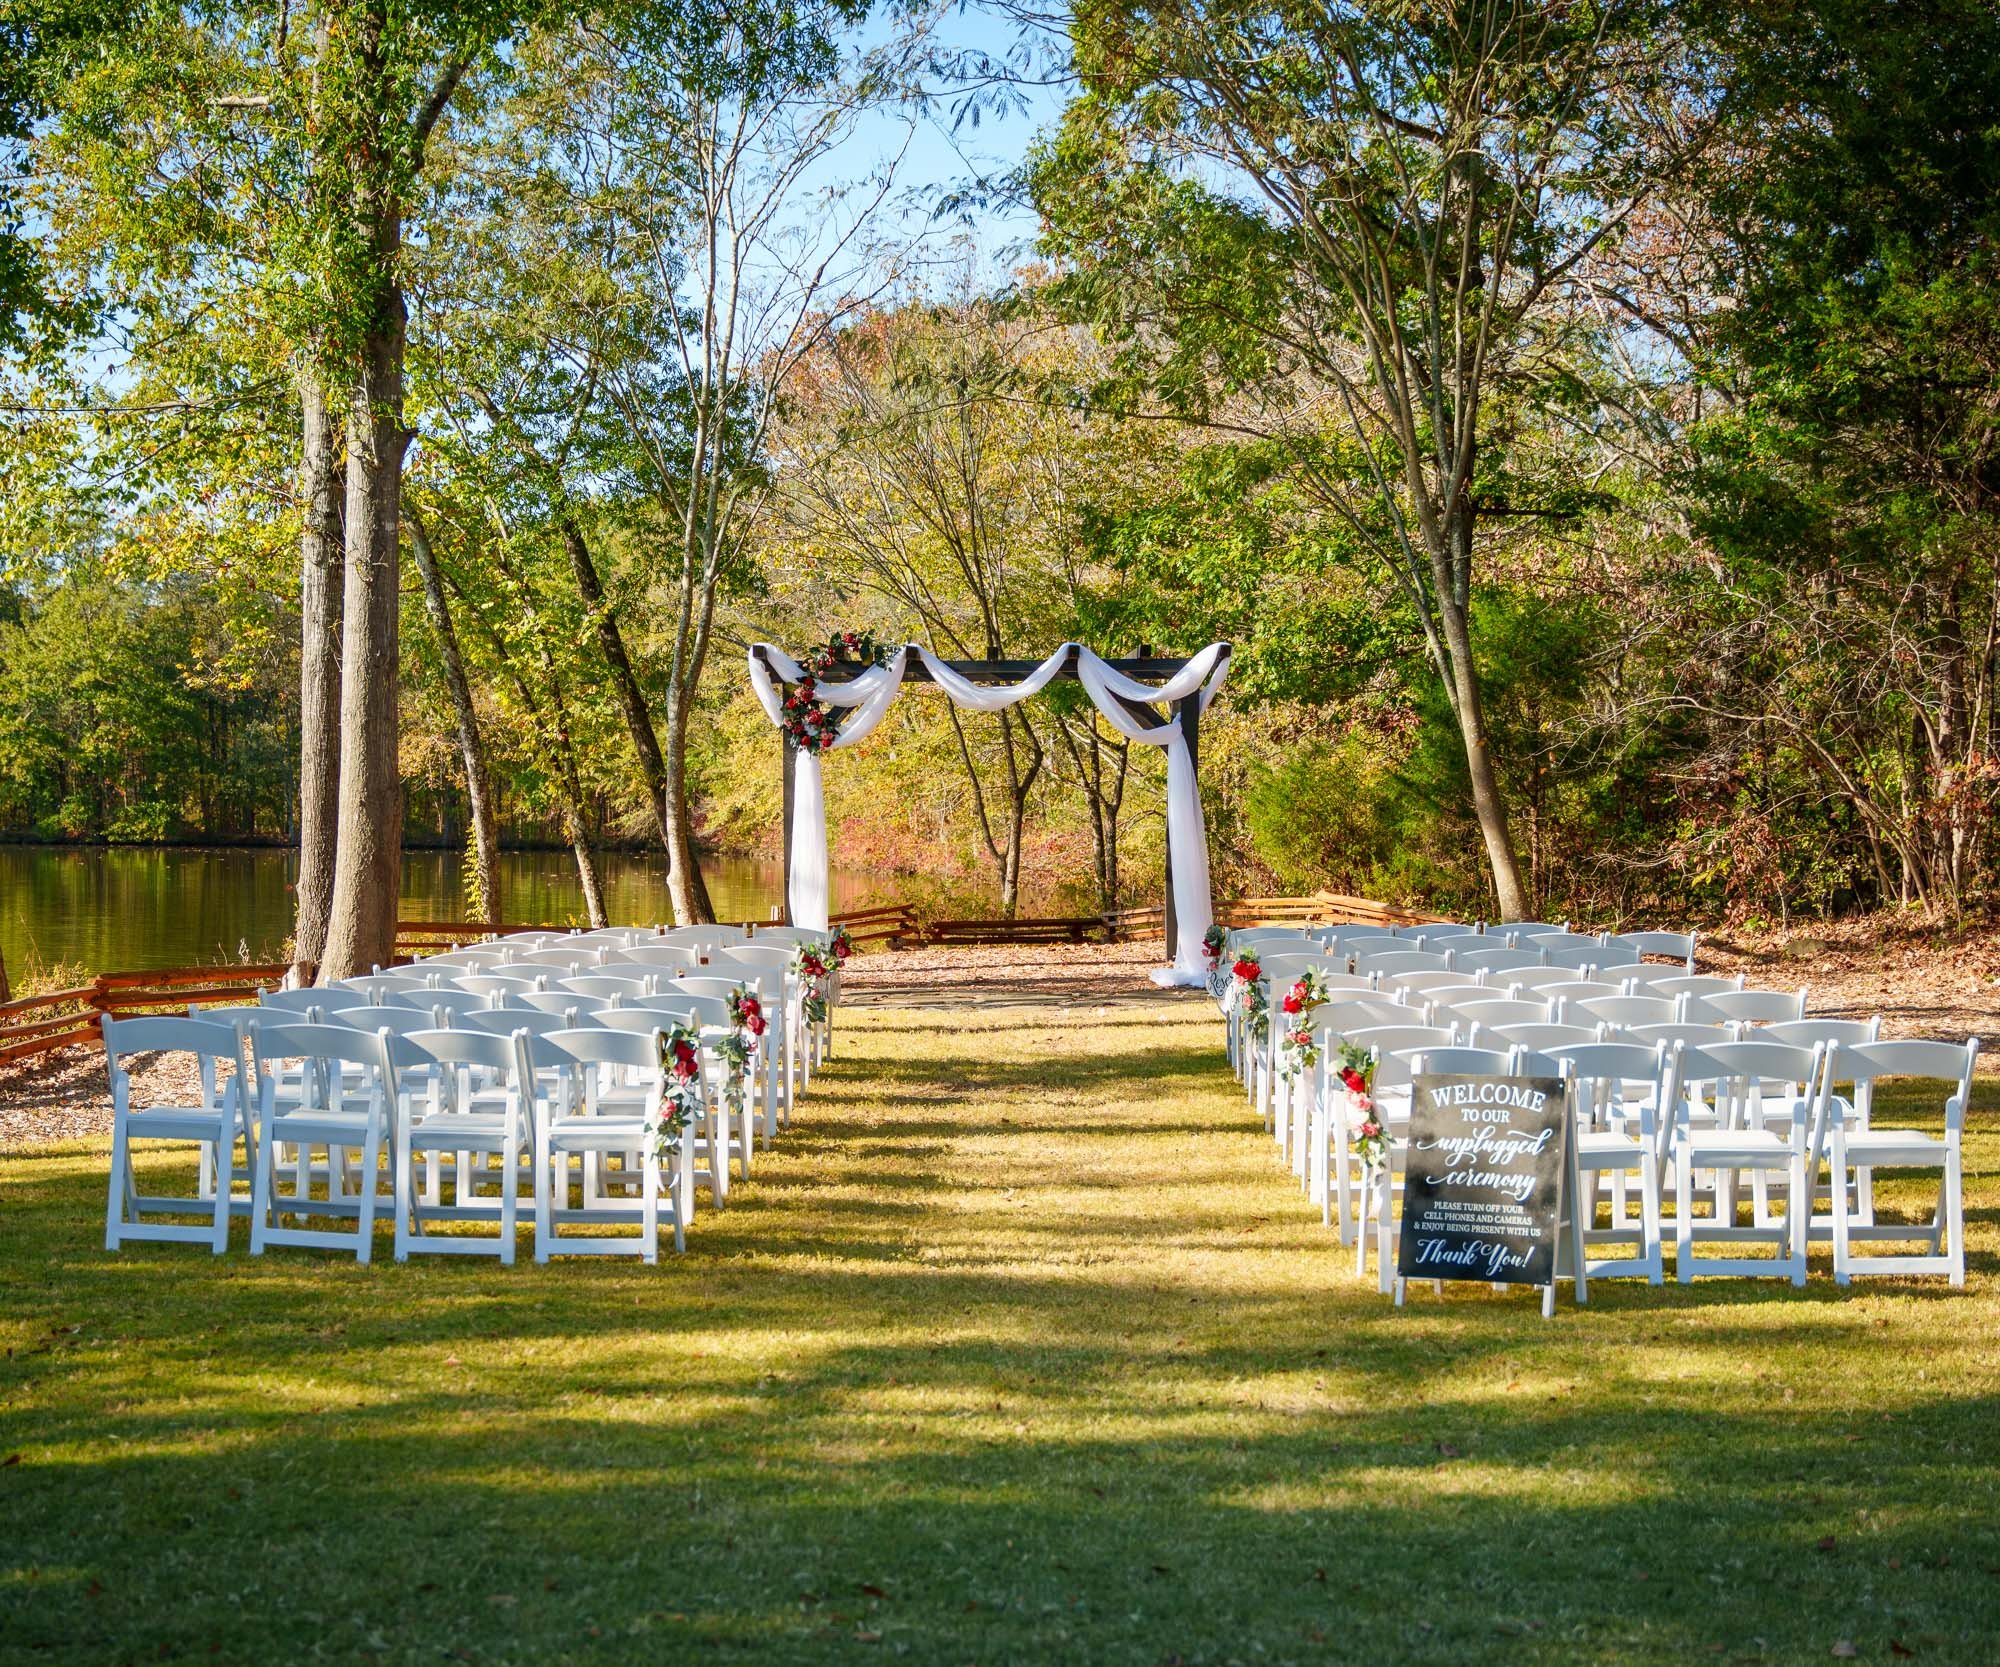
[650,1024,704,1163]
[717,987,765,1124]
[1275,968,1337,1080]
[1336,1040,1388,1170]
[781,630,893,755]
[1227,948,1268,1042]
[1202,924,1227,971]
[792,939,834,1025]
[828,924,856,965]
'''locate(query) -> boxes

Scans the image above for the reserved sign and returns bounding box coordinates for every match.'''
[1398,1073,1569,1286]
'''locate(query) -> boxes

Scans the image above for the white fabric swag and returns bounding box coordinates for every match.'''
[747,642,1231,986]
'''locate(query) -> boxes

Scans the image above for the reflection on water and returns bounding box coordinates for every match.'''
[0,846,907,974]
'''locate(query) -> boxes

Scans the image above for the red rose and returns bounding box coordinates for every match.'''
[1231,959,1258,982]
[1281,991,1303,1014]
[1340,1067,1368,1094]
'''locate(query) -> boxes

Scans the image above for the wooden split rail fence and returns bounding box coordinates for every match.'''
[0,891,1446,1065]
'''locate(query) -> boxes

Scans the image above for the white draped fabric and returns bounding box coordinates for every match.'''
[746,642,1231,985]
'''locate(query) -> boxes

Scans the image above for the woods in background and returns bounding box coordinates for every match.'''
[2,0,1996,934]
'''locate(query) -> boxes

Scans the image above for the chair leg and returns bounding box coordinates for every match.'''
[393,1130,415,1262]
[1945,1146,1965,1288]
[355,1122,382,1266]
[211,1133,232,1254]
[250,1119,277,1255]
[105,1117,130,1252]
[1675,1141,1693,1281]
[1831,1122,1851,1286]
[641,1150,660,1267]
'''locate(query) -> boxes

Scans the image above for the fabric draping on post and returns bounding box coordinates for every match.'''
[1071,643,1231,984]
[746,642,1231,981]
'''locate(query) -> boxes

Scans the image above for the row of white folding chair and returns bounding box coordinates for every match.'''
[102,1010,728,1264]
[1322,1023,1974,1286]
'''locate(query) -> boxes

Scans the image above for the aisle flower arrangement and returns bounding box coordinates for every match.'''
[719,987,766,1121]
[1202,924,1229,1000]
[1275,968,1337,1081]
[1336,1040,1387,1170]
[649,1024,704,1163]
[781,630,893,754]
[1227,948,1268,1042]
[792,940,834,1025]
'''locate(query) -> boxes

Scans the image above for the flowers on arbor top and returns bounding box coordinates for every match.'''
[649,1024,704,1164]
[782,630,894,755]
[1335,1039,1387,1171]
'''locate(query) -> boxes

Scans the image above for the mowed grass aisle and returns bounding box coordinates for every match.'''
[3,1004,2000,1666]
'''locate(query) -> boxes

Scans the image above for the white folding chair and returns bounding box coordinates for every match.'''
[558,973,654,1003]
[1579,993,1687,1031]
[393,1027,536,1263]
[246,1021,399,1263]
[529,1027,694,1260]
[602,1001,747,1195]
[1821,1039,1979,1286]
[1452,996,1557,1037]
[102,1016,254,1255]
[1549,1040,1678,1284]
[1452,945,1547,978]
[339,972,436,1000]
[1672,1040,1825,1284]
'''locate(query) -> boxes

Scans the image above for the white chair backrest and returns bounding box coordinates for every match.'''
[1409,1045,1518,1076]
[659,925,750,953]
[507,990,613,1019]
[1830,1039,1979,1132]
[246,1019,396,1095]
[1412,931,1486,952]
[1490,1021,1601,1052]
[1259,953,1366,987]
[557,971,652,995]
[711,945,794,974]
[1600,929,1697,969]
[1680,1040,1826,1135]
[383,988,491,1022]
[462,1008,575,1039]
[1503,922,1573,940]
[530,1027,672,1108]
[1547,1040,1678,1144]
[1578,993,1687,1030]
[336,972,434,1001]
[1765,1017,1880,1051]
[1332,934,1407,960]
[1535,940,1603,972]
[483,964,564,984]
[611,995,738,1034]
[1315,997,1422,1036]
[102,1013,242,1068]
[1347,1023,1460,1055]
[1531,979,1624,1006]
[405,1025,533,1091]
[1377,970,1478,997]
[1453,945,1546,975]
[259,987,367,1017]
[1593,961,1686,993]
[1695,988,1807,1026]
[1622,1021,1736,1050]
[601,944,702,971]
[324,1005,440,1037]
[1455,997,1557,1034]
[508,948,601,970]
[1354,949,1453,979]
[448,973,544,997]
[750,926,833,947]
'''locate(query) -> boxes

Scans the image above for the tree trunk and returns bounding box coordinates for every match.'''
[319,265,409,981]
[408,504,499,921]
[292,371,343,976]
[559,514,712,918]
[1437,590,1528,921]
[661,690,716,923]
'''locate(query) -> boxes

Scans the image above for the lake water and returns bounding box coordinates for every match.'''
[0,847,910,976]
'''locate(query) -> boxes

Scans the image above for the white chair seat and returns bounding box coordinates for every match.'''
[546,1115,650,1150]
[1840,1129,1944,1162]
[1683,1129,1793,1164]
[406,1113,514,1151]
[268,1108,377,1144]
[127,1105,234,1140]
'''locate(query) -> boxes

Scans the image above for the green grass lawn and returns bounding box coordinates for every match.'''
[4,1003,2000,1666]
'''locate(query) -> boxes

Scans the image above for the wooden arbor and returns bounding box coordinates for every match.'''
[751,643,1228,948]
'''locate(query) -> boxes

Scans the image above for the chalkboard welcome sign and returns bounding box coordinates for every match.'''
[1398,1073,1569,1286]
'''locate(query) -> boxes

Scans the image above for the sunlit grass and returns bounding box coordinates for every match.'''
[3,1003,1998,1665]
